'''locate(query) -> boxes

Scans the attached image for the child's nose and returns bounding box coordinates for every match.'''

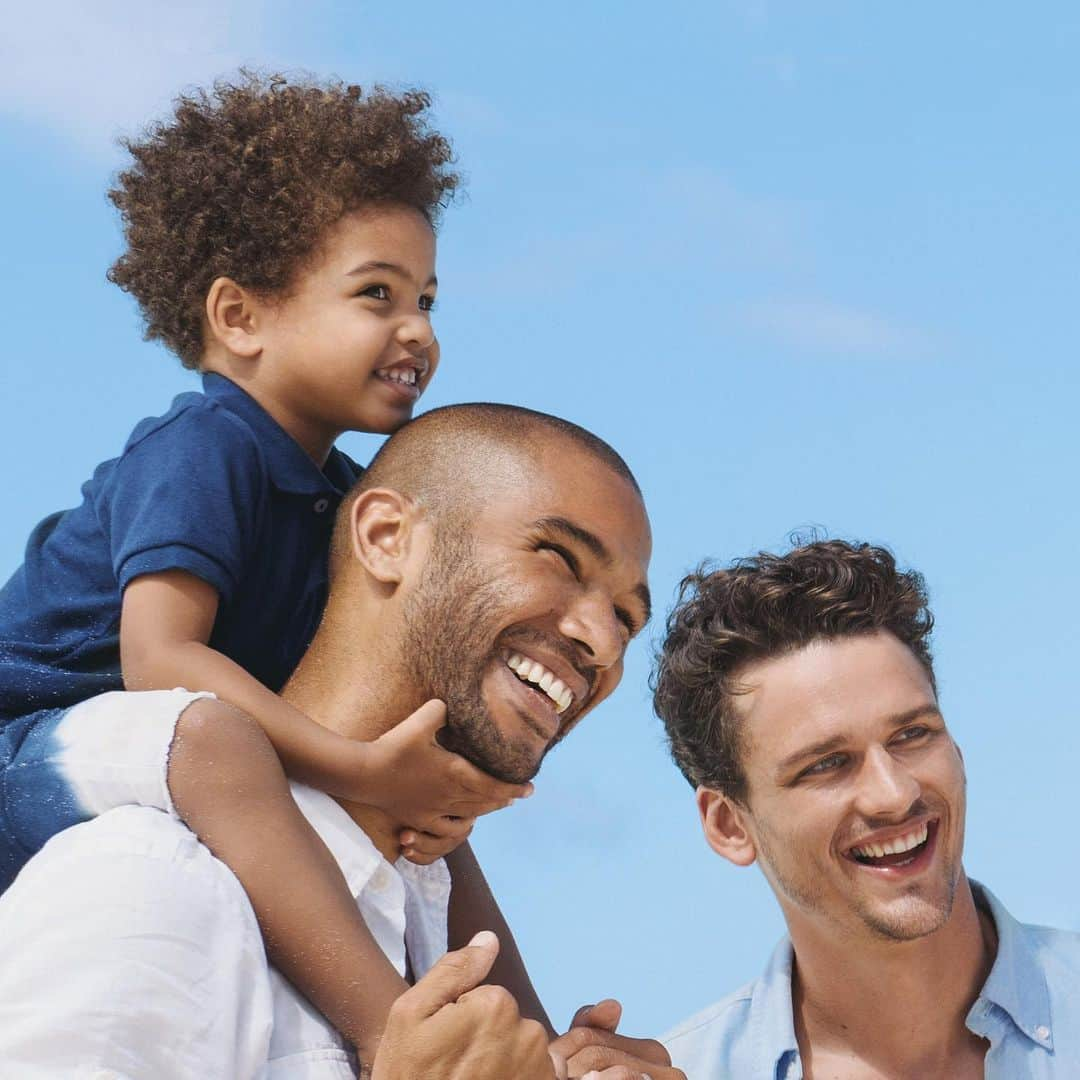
[397,312,435,351]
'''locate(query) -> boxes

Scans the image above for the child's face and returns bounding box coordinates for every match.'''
[256,203,439,441]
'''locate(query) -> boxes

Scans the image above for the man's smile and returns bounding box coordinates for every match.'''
[506,651,575,714]
[842,816,939,876]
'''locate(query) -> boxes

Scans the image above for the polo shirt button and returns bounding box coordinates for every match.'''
[313,497,330,514]
[1037,1025,1050,1040]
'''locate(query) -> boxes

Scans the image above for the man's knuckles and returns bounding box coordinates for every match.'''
[554,1028,670,1065]
[457,982,521,1019]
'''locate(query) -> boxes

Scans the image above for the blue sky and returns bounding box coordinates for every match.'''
[2,0,1078,1039]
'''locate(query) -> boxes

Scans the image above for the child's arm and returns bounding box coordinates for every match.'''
[121,569,530,1065]
[442,842,554,1036]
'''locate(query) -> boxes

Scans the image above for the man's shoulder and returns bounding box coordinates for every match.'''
[1018,916,1080,981]
[5,805,254,918]
[662,979,758,1070]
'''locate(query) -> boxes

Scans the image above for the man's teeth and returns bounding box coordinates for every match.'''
[851,822,929,860]
[506,653,574,713]
[380,367,418,385]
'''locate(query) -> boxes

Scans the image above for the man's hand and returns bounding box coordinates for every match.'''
[355,700,533,842]
[373,931,563,1080]
[549,1000,686,1080]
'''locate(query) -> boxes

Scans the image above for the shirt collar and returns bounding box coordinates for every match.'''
[747,937,801,1079]
[286,783,449,903]
[201,372,356,496]
[969,880,1054,1051]
[747,879,1054,1074]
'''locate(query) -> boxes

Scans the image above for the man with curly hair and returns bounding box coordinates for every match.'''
[654,540,1080,1078]
[0,72,549,1067]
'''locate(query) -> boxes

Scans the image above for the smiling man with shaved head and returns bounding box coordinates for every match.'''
[655,539,1080,1079]
[0,403,681,1080]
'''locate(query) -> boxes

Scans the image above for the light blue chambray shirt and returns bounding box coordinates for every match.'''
[664,883,1080,1079]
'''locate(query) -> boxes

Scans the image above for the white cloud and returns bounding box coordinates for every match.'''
[747,297,928,357]
[0,0,276,158]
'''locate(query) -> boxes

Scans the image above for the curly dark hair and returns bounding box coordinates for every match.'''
[653,539,936,802]
[107,71,460,367]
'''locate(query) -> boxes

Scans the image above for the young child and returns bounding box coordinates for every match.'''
[0,73,547,1066]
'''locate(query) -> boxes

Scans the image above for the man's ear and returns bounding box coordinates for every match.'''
[697,786,757,867]
[347,488,424,586]
[204,277,263,360]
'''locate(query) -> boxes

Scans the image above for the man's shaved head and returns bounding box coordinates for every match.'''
[331,403,641,577]
[325,402,650,784]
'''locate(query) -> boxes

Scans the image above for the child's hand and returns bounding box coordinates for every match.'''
[398,815,477,865]
[360,699,533,828]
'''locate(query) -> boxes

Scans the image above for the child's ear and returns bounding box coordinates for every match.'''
[347,488,424,586]
[697,786,758,867]
[204,277,262,359]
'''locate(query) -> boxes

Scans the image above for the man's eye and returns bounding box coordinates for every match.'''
[538,543,579,578]
[802,753,846,778]
[360,284,390,300]
[894,725,930,744]
[419,294,437,312]
[614,606,639,638]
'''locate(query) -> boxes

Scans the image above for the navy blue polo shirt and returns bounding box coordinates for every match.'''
[0,374,361,723]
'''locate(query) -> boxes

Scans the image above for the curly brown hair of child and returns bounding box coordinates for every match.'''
[107,70,460,367]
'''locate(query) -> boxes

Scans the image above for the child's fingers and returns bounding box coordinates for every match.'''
[448,755,534,802]
[400,817,475,862]
[402,816,476,845]
[394,698,449,740]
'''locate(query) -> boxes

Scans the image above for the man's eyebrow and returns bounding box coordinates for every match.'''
[535,516,610,562]
[347,260,438,287]
[533,516,652,624]
[776,703,943,778]
[777,734,849,778]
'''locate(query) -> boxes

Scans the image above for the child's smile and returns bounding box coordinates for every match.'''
[217,201,440,463]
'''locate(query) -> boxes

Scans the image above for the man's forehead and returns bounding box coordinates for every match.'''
[735,634,938,761]
[486,442,647,532]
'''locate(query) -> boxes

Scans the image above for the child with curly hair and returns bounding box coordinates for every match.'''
[0,73,547,1067]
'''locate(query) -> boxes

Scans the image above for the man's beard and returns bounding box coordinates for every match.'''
[754,800,961,943]
[400,531,549,785]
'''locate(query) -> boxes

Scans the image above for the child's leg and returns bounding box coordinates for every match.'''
[1,701,148,890]
[168,698,408,1065]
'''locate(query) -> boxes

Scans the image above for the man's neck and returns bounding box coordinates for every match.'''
[789,876,997,1078]
[281,609,417,863]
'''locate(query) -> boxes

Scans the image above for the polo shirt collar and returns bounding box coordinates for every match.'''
[969,880,1054,1051]
[202,373,355,496]
[747,937,801,1079]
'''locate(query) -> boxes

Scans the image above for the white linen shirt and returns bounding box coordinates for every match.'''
[0,784,451,1079]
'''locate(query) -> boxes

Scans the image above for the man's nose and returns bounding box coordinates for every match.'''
[557,591,625,671]
[853,745,921,820]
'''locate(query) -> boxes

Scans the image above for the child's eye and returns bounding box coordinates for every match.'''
[359,284,390,300]
[419,294,437,312]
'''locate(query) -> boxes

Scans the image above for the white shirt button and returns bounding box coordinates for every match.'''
[370,866,391,892]
[313,497,330,514]
[1036,1025,1050,1040]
